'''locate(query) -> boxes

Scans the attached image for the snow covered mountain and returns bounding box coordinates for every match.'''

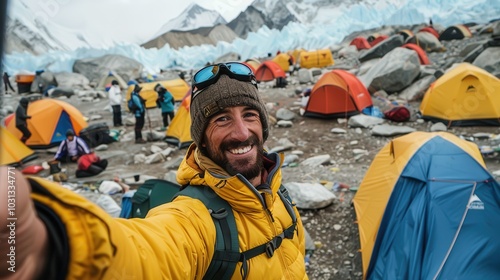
[7,0,500,55]
[3,0,500,75]
[150,3,227,40]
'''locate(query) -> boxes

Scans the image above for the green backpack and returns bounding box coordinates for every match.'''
[131,179,298,280]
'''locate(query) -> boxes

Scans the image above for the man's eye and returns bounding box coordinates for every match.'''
[244,112,259,118]
[215,116,229,122]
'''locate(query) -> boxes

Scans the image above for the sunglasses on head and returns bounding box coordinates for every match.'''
[191,62,257,100]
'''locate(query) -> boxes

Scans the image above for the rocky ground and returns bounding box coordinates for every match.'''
[5,81,499,280]
[2,27,500,280]
[259,86,500,280]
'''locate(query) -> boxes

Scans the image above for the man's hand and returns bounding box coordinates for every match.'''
[71,156,78,162]
[0,166,48,279]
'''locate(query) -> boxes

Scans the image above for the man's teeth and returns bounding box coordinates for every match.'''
[230,146,251,154]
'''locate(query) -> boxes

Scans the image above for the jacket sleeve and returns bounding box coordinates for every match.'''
[76,137,91,154]
[18,107,29,120]
[133,94,145,113]
[29,177,216,279]
[54,141,66,159]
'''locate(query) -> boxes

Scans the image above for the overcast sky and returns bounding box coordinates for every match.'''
[8,0,253,43]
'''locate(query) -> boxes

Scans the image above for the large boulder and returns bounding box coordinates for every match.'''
[73,54,143,85]
[406,31,445,53]
[359,34,404,62]
[54,72,91,90]
[30,71,57,93]
[473,46,500,75]
[360,47,421,93]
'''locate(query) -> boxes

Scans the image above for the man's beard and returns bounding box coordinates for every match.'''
[205,135,264,181]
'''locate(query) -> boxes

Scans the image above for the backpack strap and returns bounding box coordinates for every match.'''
[175,186,239,280]
[238,185,297,278]
[176,185,297,280]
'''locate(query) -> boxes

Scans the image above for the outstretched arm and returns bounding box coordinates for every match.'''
[0,166,48,280]
[2,172,216,279]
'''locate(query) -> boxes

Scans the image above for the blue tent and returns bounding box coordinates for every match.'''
[353,132,500,279]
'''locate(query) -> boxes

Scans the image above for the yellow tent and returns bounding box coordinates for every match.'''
[272,53,293,72]
[165,92,193,148]
[287,48,305,64]
[126,78,190,110]
[352,131,486,278]
[1,126,36,166]
[299,49,334,69]
[420,63,500,126]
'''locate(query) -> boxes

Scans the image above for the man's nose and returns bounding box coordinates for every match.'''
[229,116,250,141]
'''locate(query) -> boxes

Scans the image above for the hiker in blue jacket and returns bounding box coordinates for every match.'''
[154,83,175,130]
[131,84,146,143]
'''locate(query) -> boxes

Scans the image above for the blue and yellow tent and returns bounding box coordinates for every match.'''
[5,99,88,148]
[353,131,500,279]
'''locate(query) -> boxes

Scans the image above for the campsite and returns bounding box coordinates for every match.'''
[2,21,500,279]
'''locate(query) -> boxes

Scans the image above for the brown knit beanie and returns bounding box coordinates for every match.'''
[190,74,269,147]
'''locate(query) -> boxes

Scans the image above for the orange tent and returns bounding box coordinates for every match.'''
[254,61,286,82]
[0,126,37,166]
[5,99,88,148]
[350,37,372,50]
[305,70,373,118]
[402,43,430,65]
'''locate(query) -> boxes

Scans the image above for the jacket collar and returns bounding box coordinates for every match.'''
[176,143,284,212]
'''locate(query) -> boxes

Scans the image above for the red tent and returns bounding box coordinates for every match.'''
[419,26,440,38]
[305,70,373,118]
[254,60,286,82]
[369,35,388,47]
[402,43,430,65]
[350,37,372,50]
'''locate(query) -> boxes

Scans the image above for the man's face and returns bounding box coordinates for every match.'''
[67,135,74,141]
[202,106,264,180]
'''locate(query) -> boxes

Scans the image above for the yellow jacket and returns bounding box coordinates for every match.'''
[30,144,307,279]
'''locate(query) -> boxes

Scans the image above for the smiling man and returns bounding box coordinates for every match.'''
[0,63,308,279]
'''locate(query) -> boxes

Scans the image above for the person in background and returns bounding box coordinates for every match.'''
[15,97,32,143]
[0,62,307,279]
[131,84,146,143]
[53,129,91,163]
[154,83,175,130]
[3,72,15,93]
[108,80,123,127]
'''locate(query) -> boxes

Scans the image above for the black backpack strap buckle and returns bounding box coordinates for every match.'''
[265,241,276,258]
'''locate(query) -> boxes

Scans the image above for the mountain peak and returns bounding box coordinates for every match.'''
[151,3,227,39]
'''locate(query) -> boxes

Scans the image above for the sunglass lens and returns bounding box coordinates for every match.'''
[226,62,253,75]
[194,66,218,84]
